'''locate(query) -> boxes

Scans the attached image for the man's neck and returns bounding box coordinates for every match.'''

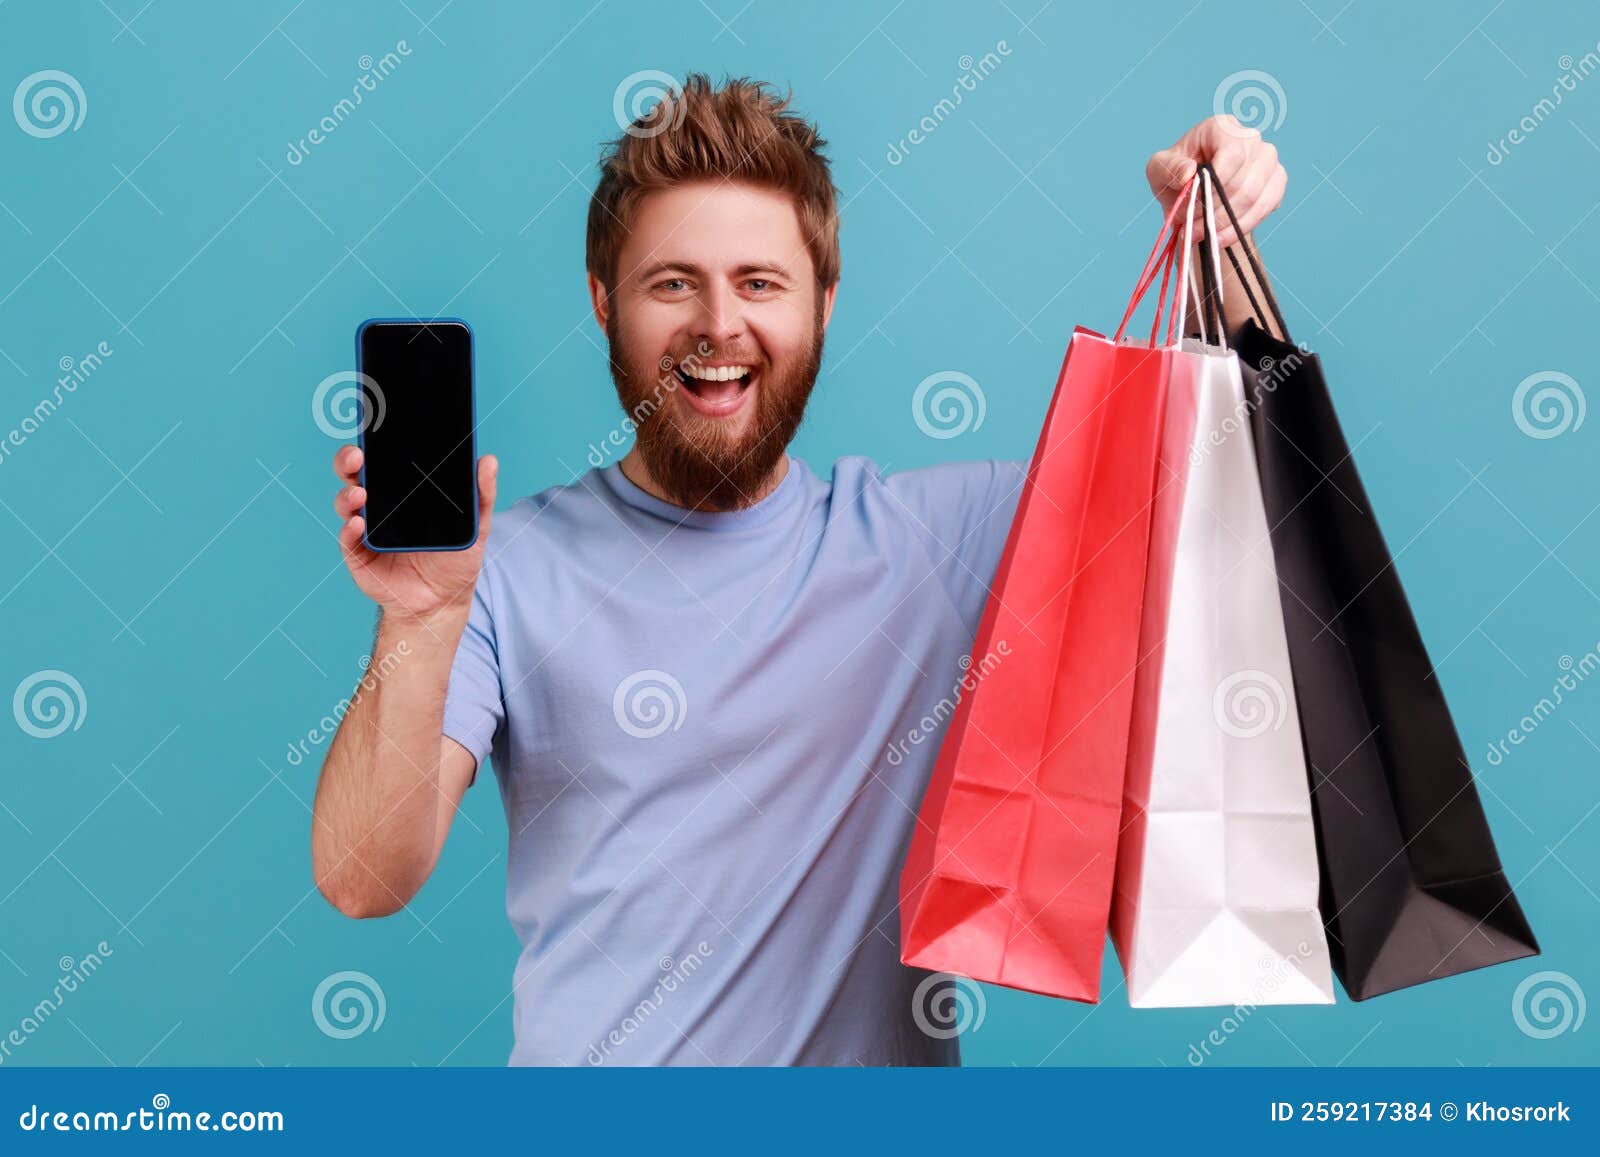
[618,448,789,512]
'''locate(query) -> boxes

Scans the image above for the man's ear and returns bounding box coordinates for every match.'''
[587,272,611,337]
[820,280,838,331]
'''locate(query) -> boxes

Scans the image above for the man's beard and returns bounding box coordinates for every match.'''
[606,305,823,512]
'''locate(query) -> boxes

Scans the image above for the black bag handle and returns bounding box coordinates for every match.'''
[1196,161,1292,343]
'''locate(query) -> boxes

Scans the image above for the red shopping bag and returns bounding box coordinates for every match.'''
[900,180,1202,1001]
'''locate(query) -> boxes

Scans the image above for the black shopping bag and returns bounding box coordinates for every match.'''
[1197,164,1539,1000]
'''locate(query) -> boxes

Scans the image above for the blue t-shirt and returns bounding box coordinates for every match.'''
[442,453,1027,1065]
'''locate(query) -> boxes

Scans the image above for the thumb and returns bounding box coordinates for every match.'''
[475,454,498,538]
[1146,149,1196,204]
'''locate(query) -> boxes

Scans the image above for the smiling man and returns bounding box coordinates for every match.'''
[310,74,1286,1066]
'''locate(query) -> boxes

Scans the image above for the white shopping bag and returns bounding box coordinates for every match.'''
[1108,171,1335,1008]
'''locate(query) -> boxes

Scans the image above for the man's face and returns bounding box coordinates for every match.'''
[592,180,836,511]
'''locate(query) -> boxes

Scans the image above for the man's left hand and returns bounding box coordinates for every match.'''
[1145,114,1286,248]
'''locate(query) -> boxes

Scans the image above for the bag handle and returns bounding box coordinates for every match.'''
[1114,173,1200,346]
[1196,161,1292,342]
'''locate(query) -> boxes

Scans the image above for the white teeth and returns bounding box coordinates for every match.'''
[681,363,752,382]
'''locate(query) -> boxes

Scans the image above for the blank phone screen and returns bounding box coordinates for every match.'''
[357,321,476,551]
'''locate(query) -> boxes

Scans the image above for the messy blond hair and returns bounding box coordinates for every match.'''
[586,73,841,293]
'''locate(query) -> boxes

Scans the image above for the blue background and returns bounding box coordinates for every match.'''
[0,0,1595,1067]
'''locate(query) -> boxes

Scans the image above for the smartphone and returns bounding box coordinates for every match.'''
[355,318,478,553]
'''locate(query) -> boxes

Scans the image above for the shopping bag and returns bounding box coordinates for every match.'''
[1200,164,1539,999]
[900,179,1203,1001]
[1109,170,1335,1007]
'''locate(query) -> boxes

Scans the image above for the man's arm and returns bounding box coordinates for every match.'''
[310,608,480,918]
[310,445,498,918]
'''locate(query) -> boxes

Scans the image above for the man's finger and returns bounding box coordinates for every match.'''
[334,445,363,484]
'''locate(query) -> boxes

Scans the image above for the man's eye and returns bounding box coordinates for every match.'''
[658,278,688,292]
[746,279,773,292]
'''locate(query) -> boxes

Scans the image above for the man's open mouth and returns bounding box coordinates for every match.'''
[674,361,757,417]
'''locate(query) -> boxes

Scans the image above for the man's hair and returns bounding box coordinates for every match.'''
[586,73,841,295]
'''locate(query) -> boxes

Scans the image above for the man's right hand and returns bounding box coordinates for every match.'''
[332,446,498,622]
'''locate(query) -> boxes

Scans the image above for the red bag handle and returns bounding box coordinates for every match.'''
[1114,173,1200,346]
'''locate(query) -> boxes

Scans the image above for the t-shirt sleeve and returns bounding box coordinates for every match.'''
[441,569,504,785]
[881,457,1029,636]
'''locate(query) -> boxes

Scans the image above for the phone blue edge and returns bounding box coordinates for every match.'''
[354,316,478,554]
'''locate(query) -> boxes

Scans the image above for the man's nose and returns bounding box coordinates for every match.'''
[692,283,745,347]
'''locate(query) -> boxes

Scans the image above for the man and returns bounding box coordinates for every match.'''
[310,74,1287,1065]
